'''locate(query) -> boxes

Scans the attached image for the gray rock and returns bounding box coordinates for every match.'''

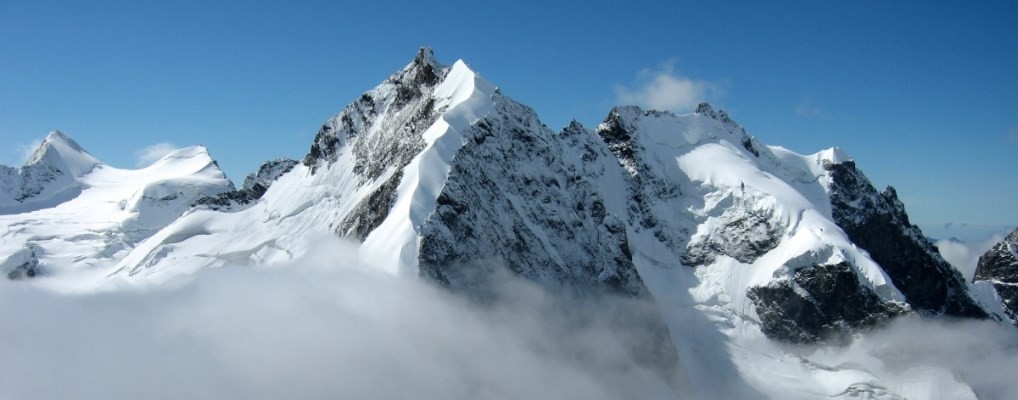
[973,228,1018,324]
[824,160,987,318]
[748,261,909,343]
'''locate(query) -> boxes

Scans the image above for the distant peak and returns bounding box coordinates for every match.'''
[609,105,644,118]
[389,47,446,91]
[25,130,101,176]
[695,102,714,116]
[160,145,212,161]
[42,130,86,152]
[695,102,740,128]
[561,119,590,137]
[414,47,438,68]
[46,130,69,140]
[817,147,852,165]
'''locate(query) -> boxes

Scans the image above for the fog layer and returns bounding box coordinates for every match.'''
[0,239,675,400]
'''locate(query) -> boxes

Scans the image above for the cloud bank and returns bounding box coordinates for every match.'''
[615,60,715,112]
[134,142,180,167]
[3,238,1016,399]
[804,316,1018,400]
[936,234,1006,282]
[0,239,677,400]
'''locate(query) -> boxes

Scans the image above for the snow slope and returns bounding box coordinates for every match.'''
[0,131,100,214]
[0,143,233,288]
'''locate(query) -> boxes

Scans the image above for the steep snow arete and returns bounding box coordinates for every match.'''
[1,49,1010,398]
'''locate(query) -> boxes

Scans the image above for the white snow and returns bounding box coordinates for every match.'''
[362,60,497,274]
[0,144,232,290]
[591,108,926,398]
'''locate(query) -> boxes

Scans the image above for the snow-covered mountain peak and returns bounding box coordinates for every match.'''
[146,145,216,170]
[560,119,590,137]
[694,101,741,129]
[387,47,446,93]
[24,130,101,177]
[599,104,755,163]
[816,146,852,165]
[1,130,105,213]
[411,46,441,70]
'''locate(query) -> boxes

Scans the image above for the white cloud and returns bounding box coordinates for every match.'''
[936,234,1004,282]
[794,96,825,118]
[0,238,678,400]
[134,142,180,167]
[806,316,1018,400]
[16,139,43,164]
[615,60,714,112]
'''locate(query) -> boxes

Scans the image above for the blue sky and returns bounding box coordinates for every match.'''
[1,0,1015,237]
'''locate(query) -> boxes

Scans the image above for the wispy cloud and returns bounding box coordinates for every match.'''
[16,139,43,164]
[936,234,1005,281]
[615,60,716,112]
[794,96,825,118]
[134,142,180,167]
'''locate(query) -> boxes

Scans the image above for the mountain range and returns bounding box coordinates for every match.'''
[2,48,1014,399]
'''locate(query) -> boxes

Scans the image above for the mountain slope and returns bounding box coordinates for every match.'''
[0,131,101,214]
[0,143,234,284]
[825,161,987,317]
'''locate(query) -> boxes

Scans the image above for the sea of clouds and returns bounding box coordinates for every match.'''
[2,237,1017,400]
[0,239,677,400]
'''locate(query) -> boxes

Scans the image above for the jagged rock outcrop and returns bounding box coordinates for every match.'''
[193,158,297,211]
[304,47,441,176]
[973,228,1018,323]
[824,161,987,318]
[418,103,643,295]
[748,261,909,343]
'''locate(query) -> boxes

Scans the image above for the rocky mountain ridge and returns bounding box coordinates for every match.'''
[974,228,1018,323]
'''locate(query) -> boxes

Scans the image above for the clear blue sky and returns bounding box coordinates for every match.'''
[1,0,1015,236]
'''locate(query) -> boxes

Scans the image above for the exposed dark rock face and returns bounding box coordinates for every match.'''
[300,48,445,246]
[337,170,403,240]
[596,107,685,254]
[14,163,64,201]
[973,228,1018,323]
[683,206,781,266]
[748,261,909,343]
[303,48,442,180]
[418,99,645,296]
[408,102,678,380]
[193,158,297,211]
[242,158,299,192]
[824,161,987,318]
